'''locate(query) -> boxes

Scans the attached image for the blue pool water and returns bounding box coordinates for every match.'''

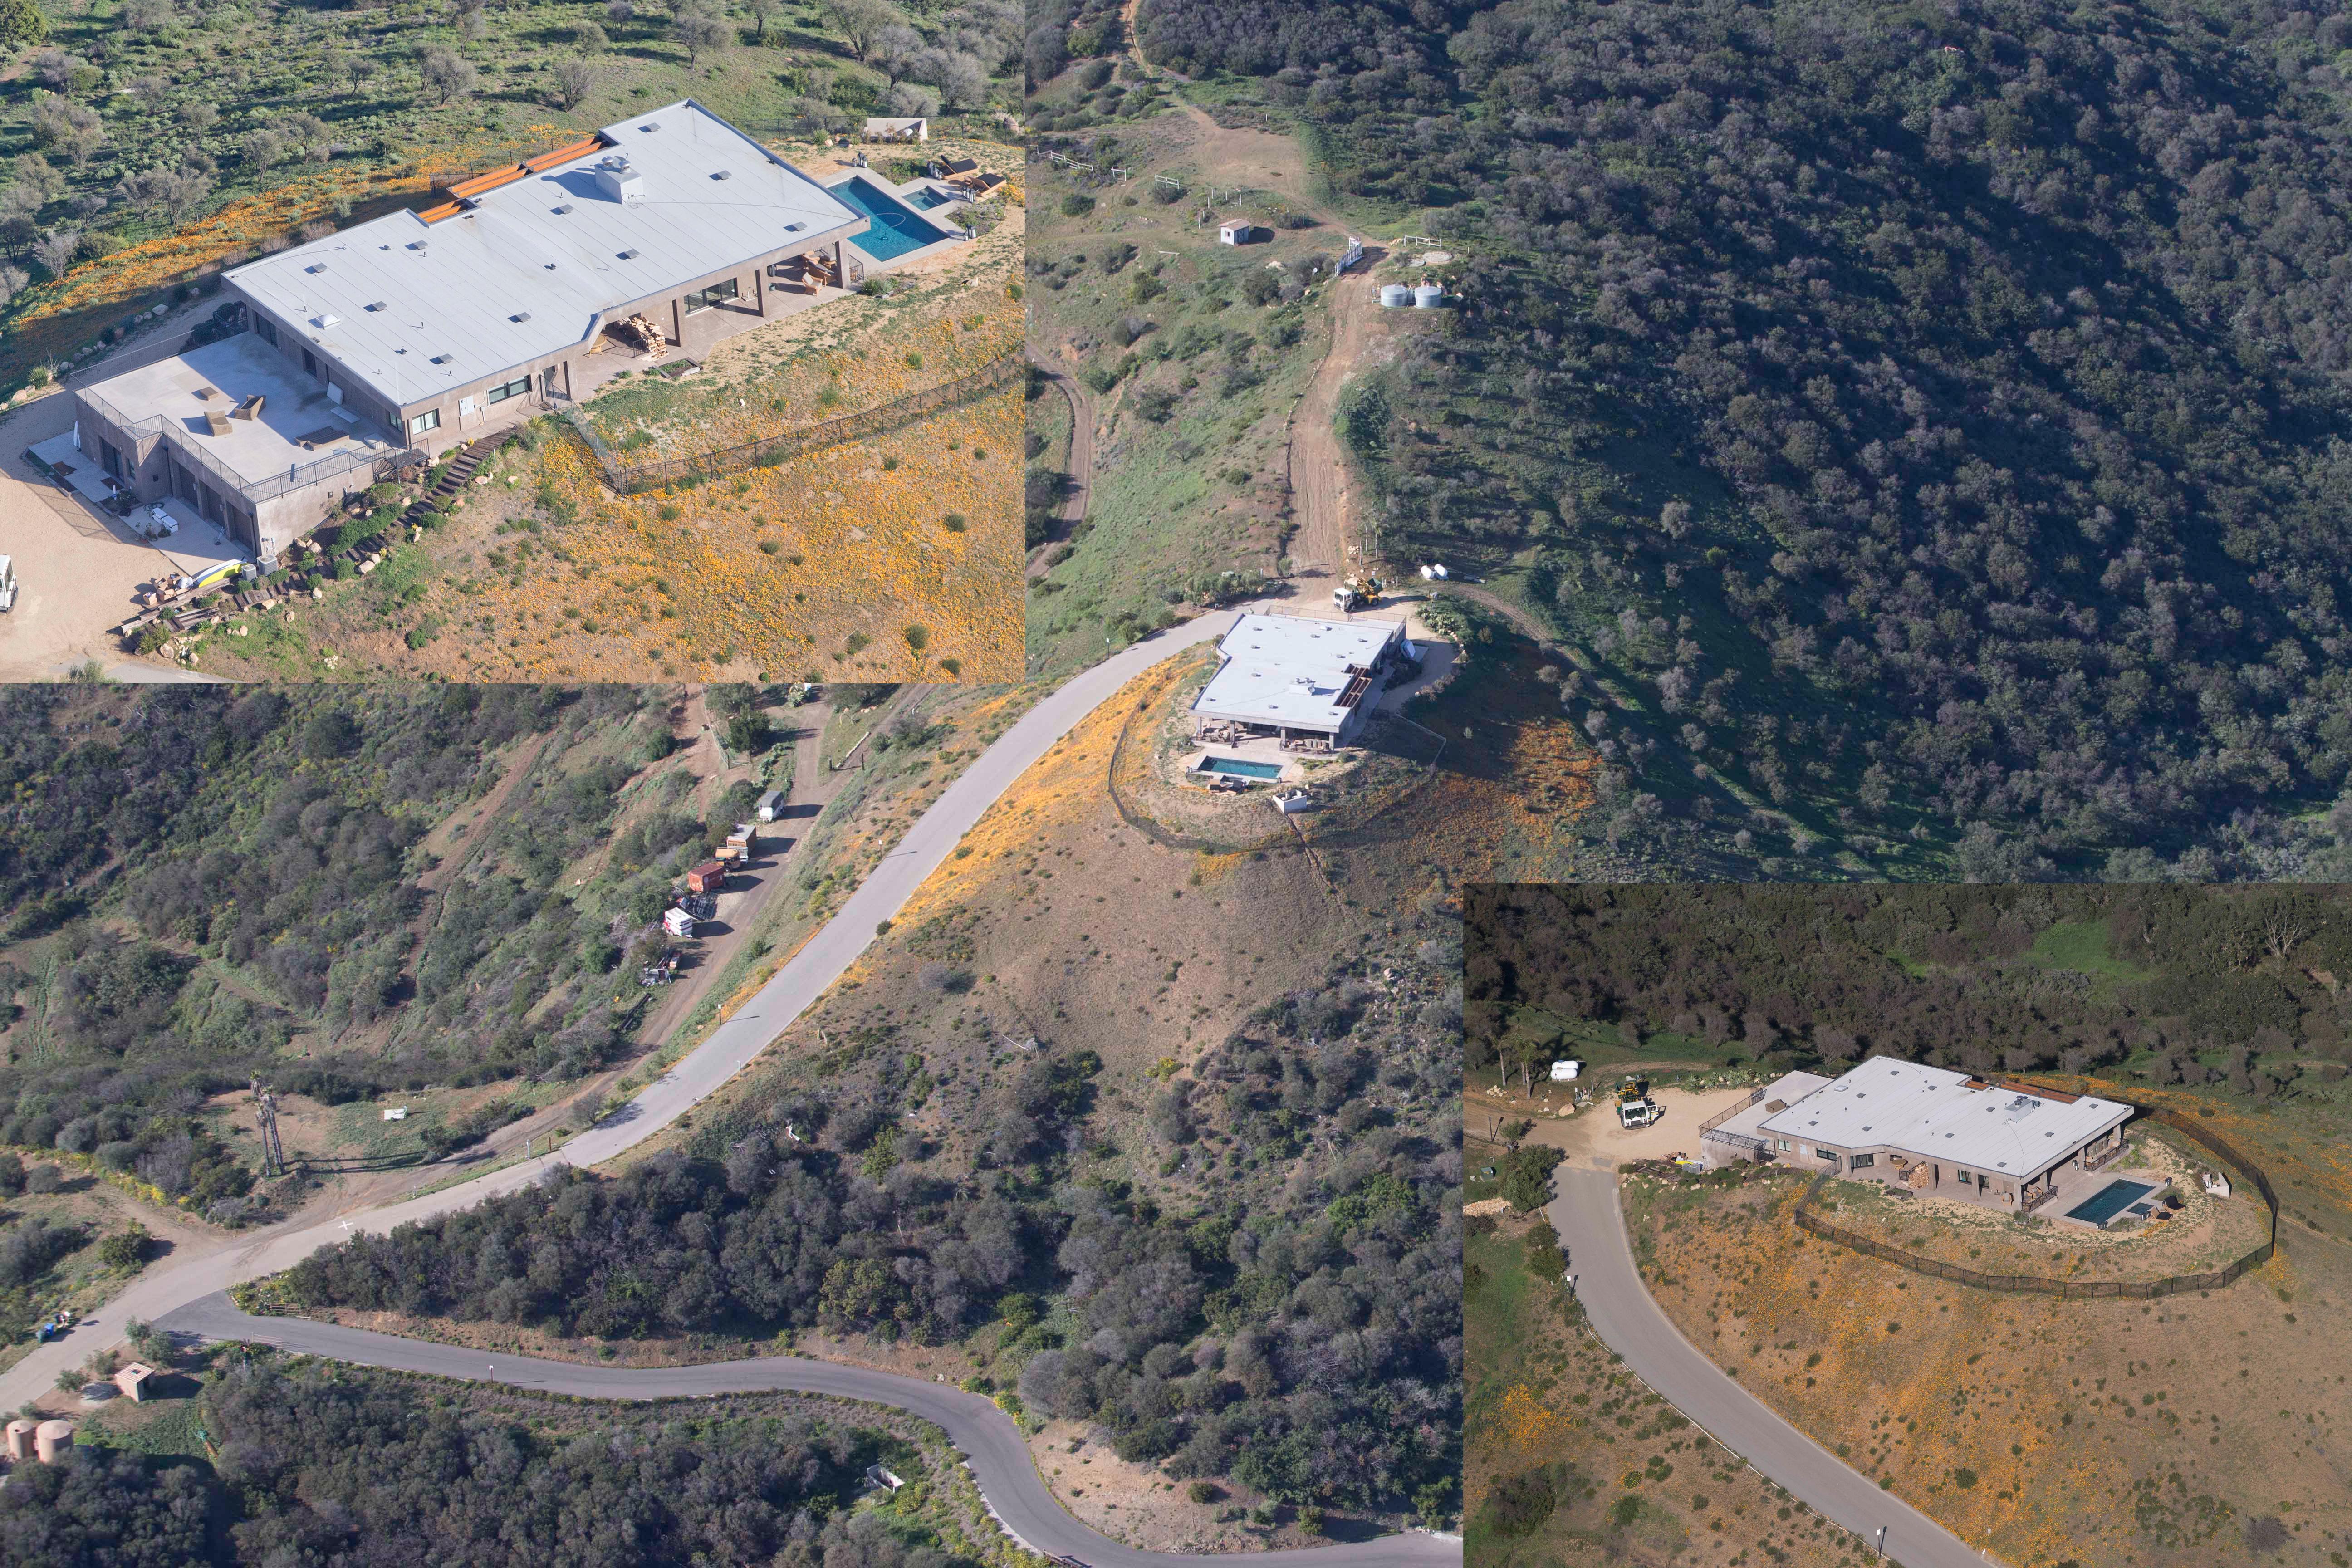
[833,175,953,261]
[905,186,952,211]
[2064,1178,2155,1225]
[1196,756,1282,779]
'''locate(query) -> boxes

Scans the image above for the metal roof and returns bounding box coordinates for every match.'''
[224,100,863,409]
[1190,613,1406,734]
[1757,1056,2132,1175]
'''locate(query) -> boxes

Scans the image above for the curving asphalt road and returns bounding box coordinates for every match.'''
[160,1294,1457,1568]
[1547,1167,1993,1568]
[0,603,1456,1563]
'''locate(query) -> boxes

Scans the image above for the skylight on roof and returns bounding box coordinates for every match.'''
[430,354,452,365]
[365,302,387,312]
[617,249,639,260]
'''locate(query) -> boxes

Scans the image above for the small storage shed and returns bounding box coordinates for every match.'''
[1218,220,1269,245]
[113,1363,156,1402]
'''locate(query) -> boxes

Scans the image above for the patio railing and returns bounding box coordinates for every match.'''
[1791,1093,2280,1300]
[1696,1086,1768,1152]
[74,364,414,509]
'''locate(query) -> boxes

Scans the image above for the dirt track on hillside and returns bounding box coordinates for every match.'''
[1286,251,1385,578]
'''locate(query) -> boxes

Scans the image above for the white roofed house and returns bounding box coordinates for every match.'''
[1189,612,1414,748]
[65,100,865,568]
[1705,1055,2136,1214]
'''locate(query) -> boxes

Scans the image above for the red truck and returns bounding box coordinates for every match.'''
[685,860,727,895]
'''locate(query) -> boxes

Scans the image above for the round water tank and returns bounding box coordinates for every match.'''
[5,1418,36,1461]
[34,1420,74,1463]
[1378,283,1410,308]
[1412,283,1444,308]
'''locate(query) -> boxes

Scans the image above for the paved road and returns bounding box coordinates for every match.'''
[160,1294,1457,1568]
[0,604,1452,1564]
[0,607,1250,1413]
[1547,1167,1994,1568]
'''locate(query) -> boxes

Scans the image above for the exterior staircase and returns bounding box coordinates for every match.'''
[402,432,513,529]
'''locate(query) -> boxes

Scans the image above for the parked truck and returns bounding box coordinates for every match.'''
[685,860,727,895]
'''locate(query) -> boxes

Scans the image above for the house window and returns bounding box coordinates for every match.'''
[1849,1153,1875,1169]
[255,316,278,347]
[683,277,740,313]
[484,375,533,405]
[1775,1138,1791,1152]
[409,408,441,435]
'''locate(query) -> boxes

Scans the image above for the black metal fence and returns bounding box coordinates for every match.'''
[1792,1093,2280,1299]
[1696,1085,1769,1153]
[565,352,1022,495]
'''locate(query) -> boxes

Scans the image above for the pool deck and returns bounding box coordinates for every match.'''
[823,171,975,274]
[1181,736,1305,786]
[1856,1145,2170,1227]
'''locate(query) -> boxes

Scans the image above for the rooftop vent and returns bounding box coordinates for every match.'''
[364,301,387,312]
[430,353,453,365]
[510,311,531,323]
[304,262,328,274]
[407,240,428,252]
[617,248,640,260]
[594,155,646,204]
[784,220,804,232]
[712,169,731,180]
[553,202,575,215]
[641,121,661,132]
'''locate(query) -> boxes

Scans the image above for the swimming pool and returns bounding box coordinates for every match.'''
[1196,755,1282,779]
[2064,1178,2155,1225]
[832,175,953,262]
[905,186,954,211]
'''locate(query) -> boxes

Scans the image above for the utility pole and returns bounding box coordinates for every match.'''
[251,1078,285,1178]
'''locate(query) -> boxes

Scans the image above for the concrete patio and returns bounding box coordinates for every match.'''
[78,333,391,488]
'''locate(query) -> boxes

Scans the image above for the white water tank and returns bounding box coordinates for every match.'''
[34,1420,74,1463]
[1379,283,1410,308]
[1412,282,1444,308]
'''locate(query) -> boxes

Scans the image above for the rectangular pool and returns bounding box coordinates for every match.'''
[831,175,953,262]
[2064,1178,2155,1225]
[1196,755,1282,779]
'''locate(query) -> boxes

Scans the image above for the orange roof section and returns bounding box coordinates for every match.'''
[421,133,612,224]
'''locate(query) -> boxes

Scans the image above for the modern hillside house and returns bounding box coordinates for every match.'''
[64,100,865,567]
[1700,1055,2135,1211]
[1189,612,1413,748]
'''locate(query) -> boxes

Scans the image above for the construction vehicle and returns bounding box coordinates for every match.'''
[1616,1078,1660,1128]
[1333,574,1383,613]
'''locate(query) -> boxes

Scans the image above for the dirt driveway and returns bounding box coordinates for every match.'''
[1286,248,1387,579]
[1502,1083,1759,1172]
[0,394,193,681]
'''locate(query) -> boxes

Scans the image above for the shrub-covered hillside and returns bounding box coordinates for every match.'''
[0,1348,1004,1568]
[0,683,760,1221]
[1131,0,2352,877]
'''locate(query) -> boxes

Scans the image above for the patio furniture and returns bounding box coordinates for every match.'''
[203,410,231,437]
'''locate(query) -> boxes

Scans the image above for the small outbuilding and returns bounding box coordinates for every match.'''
[685,861,728,895]
[113,1363,156,1402]
[1218,220,1271,246]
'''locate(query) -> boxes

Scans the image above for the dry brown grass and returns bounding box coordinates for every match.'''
[1622,1109,2352,1567]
